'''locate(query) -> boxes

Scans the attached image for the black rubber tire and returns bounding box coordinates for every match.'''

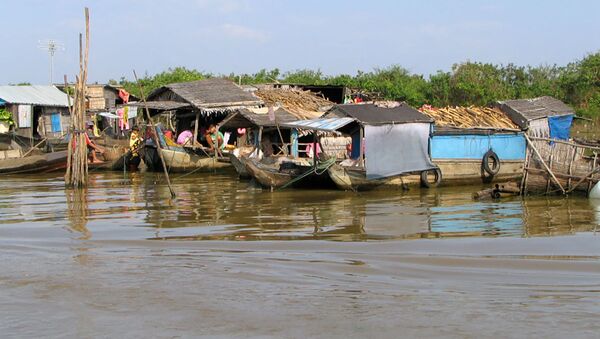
[420,167,442,188]
[482,150,500,176]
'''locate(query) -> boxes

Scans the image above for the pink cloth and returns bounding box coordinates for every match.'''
[177,130,193,145]
[305,143,322,158]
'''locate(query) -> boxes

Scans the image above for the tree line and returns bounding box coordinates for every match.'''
[114,52,600,117]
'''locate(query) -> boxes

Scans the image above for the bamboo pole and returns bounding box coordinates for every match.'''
[65,8,90,188]
[192,111,199,150]
[133,70,176,198]
[524,133,566,194]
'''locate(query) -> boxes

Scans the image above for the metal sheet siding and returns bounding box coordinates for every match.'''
[430,134,526,160]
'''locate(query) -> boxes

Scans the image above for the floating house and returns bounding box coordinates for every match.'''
[138,78,263,172]
[57,84,139,137]
[284,102,437,190]
[0,85,71,139]
[497,97,599,195]
[497,96,575,139]
[220,87,334,181]
[421,105,527,184]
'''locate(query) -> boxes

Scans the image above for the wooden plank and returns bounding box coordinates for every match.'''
[524,133,566,194]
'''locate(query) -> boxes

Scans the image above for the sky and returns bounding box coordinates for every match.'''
[1,0,599,85]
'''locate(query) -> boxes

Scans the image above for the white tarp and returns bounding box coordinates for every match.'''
[365,123,434,179]
[528,118,549,138]
[17,104,32,128]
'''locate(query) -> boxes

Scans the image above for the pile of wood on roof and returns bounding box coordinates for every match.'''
[420,105,518,129]
[254,88,333,120]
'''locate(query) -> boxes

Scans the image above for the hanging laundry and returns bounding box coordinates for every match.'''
[117,108,127,131]
[118,89,130,103]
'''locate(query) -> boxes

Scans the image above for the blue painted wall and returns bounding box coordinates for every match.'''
[430,133,526,160]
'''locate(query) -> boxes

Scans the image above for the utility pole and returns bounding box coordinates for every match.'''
[38,39,64,84]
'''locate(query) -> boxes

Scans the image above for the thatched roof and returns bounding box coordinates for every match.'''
[253,88,332,120]
[147,78,262,110]
[497,96,575,129]
[420,105,518,130]
[127,101,191,111]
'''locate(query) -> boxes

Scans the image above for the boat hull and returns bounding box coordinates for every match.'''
[245,157,336,189]
[144,146,231,173]
[0,150,68,175]
[229,153,251,179]
[244,158,294,188]
[328,159,524,191]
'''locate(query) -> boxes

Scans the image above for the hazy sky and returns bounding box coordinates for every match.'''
[1,0,598,85]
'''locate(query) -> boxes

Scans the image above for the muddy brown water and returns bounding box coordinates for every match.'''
[0,171,599,338]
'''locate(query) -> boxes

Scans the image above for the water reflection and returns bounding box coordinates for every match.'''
[65,188,90,239]
[0,172,597,242]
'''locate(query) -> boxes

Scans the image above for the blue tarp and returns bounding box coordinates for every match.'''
[50,113,61,132]
[548,114,573,140]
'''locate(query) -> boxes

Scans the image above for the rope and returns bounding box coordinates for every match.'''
[278,157,336,190]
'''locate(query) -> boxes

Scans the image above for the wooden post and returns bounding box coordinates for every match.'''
[192,111,199,150]
[524,133,565,194]
[257,126,263,155]
[65,8,90,188]
[567,145,577,191]
[588,152,598,194]
[133,70,176,198]
[546,147,554,194]
[520,147,530,195]
[312,133,317,169]
[359,126,364,167]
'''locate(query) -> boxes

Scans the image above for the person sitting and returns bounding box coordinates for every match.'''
[85,123,104,163]
[205,124,224,151]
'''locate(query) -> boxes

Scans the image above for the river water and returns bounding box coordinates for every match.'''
[1,171,599,338]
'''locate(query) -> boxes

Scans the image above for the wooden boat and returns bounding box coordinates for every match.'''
[144,145,231,173]
[88,147,135,171]
[0,148,68,174]
[245,156,335,189]
[327,163,427,191]
[229,152,251,179]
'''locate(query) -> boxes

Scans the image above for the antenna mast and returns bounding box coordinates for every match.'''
[38,39,64,85]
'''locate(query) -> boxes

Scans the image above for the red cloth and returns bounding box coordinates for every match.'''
[71,133,93,150]
[118,89,130,103]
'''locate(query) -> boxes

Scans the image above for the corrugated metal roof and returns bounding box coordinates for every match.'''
[282,117,356,132]
[324,102,433,124]
[0,85,70,107]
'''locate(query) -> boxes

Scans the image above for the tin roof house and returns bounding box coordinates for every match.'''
[0,85,71,139]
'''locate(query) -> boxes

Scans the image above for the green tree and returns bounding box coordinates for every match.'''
[449,62,510,106]
[427,71,451,107]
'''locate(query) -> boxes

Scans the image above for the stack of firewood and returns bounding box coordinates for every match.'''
[254,88,333,120]
[420,106,518,129]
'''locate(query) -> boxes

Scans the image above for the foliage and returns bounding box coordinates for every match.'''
[0,108,15,126]
[117,67,211,97]
[109,51,600,116]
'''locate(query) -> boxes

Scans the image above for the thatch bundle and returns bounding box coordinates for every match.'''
[420,106,518,129]
[254,88,333,120]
